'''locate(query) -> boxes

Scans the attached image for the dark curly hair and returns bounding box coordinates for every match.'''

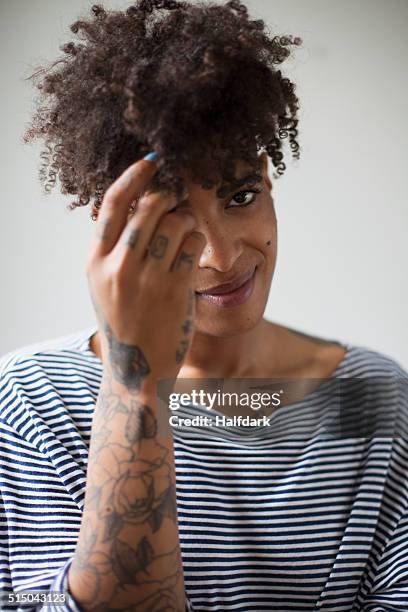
[22,0,301,218]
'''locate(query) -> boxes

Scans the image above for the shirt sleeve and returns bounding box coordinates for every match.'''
[353,449,408,611]
[0,443,82,612]
[185,597,195,611]
[1,551,194,612]
[1,548,194,612]
[56,558,196,612]
[54,559,196,612]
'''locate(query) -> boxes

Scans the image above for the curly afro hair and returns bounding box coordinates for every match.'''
[23,0,301,218]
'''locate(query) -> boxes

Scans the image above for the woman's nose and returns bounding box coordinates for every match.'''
[198,224,244,272]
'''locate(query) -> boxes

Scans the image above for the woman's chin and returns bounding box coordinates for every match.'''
[194,304,265,338]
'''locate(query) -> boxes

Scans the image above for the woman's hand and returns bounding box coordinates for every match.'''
[86,157,205,394]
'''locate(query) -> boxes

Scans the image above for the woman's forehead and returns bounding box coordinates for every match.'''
[180,158,263,196]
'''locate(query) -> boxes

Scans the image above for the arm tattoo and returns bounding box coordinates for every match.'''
[88,296,150,393]
[181,319,193,335]
[104,322,151,393]
[175,339,189,364]
[70,374,185,611]
[177,289,194,358]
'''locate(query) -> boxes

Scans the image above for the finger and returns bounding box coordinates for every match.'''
[142,212,197,272]
[110,190,180,264]
[171,232,206,278]
[90,158,158,257]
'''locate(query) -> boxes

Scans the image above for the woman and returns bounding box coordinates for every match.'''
[1,1,407,610]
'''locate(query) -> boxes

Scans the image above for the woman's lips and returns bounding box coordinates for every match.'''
[196,267,257,308]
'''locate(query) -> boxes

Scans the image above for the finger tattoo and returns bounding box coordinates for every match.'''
[175,251,195,270]
[123,227,140,249]
[96,218,112,241]
[149,235,169,259]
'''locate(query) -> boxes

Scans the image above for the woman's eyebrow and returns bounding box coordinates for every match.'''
[216,172,263,198]
[171,172,263,210]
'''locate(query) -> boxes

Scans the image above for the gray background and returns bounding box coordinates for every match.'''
[1,0,407,368]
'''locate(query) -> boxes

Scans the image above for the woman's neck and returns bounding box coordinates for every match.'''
[179,318,272,379]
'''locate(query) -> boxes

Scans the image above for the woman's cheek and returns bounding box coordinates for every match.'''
[255,198,277,252]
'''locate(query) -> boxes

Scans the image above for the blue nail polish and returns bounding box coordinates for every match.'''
[143,151,158,161]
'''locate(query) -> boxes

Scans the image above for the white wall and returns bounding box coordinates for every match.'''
[1,0,407,367]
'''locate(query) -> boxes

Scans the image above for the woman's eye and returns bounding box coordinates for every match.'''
[227,188,262,208]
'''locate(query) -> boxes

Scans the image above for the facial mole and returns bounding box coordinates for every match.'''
[266,240,272,246]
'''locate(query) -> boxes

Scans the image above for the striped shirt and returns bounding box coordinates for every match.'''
[1,325,408,611]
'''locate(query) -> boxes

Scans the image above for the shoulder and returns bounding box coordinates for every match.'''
[285,324,407,377]
[340,342,408,378]
[270,323,408,379]
[0,327,97,448]
[0,326,96,376]
[0,327,96,417]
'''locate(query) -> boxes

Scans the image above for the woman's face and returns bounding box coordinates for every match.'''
[179,153,277,338]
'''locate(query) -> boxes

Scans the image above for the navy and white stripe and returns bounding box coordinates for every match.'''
[1,325,408,611]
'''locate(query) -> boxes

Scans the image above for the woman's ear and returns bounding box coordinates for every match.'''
[259,152,272,192]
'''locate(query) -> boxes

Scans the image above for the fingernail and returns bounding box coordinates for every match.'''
[143,151,158,162]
